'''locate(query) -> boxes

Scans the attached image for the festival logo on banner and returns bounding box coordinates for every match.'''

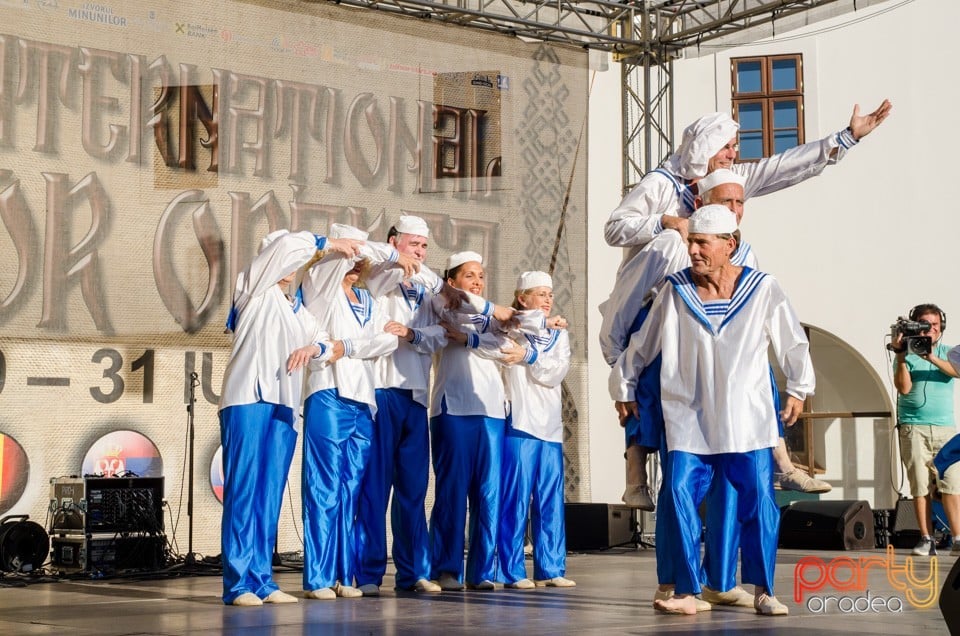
[209,445,223,503]
[0,433,29,515]
[82,430,163,478]
[794,546,939,613]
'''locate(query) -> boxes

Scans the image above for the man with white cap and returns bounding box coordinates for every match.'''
[499,271,576,590]
[299,223,419,600]
[616,169,824,608]
[611,204,814,615]
[354,214,449,595]
[602,102,889,510]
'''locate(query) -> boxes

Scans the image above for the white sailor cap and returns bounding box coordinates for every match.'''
[329,223,368,241]
[663,113,740,179]
[688,204,738,235]
[446,250,483,271]
[516,271,553,291]
[259,229,289,254]
[698,168,746,197]
[394,215,430,238]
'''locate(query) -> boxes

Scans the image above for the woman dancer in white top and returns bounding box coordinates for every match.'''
[499,271,575,590]
[218,229,360,606]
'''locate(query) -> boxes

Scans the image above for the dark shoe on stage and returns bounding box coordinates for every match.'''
[438,572,464,591]
[913,536,937,556]
[466,580,496,591]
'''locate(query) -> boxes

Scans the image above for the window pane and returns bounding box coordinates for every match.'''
[773,100,798,128]
[771,58,797,91]
[774,129,799,153]
[739,130,764,159]
[738,102,763,130]
[736,61,762,93]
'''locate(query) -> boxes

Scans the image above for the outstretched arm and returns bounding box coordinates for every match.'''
[848,99,892,141]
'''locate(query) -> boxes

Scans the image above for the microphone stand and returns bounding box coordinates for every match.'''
[186,371,200,566]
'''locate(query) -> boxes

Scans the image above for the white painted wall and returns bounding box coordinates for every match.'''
[585,0,960,509]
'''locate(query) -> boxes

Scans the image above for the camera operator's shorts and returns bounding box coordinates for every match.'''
[899,424,956,497]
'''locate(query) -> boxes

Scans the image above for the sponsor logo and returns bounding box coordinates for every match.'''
[68,2,127,27]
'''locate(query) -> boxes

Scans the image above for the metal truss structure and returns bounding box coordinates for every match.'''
[304,0,890,189]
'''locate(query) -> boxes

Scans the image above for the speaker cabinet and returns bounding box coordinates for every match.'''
[941,553,960,635]
[779,500,875,551]
[564,503,635,550]
[891,498,921,548]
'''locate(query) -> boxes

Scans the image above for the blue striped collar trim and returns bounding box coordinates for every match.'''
[731,241,752,266]
[400,282,425,311]
[652,168,696,214]
[292,286,304,313]
[524,329,560,353]
[347,287,373,327]
[666,266,767,334]
[470,313,491,334]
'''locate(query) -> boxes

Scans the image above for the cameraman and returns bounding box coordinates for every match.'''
[892,304,959,556]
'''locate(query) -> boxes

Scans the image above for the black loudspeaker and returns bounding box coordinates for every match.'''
[941,554,960,635]
[891,498,921,548]
[564,503,635,550]
[779,500,875,550]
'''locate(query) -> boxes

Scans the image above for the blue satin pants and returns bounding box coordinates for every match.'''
[499,428,566,582]
[301,389,372,591]
[219,402,297,604]
[355,388,431,589]
[661,448,779,595]
[701,368,784,591]
[429,411,504,584]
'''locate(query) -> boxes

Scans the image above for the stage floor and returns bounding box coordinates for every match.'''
[0,546,949,635]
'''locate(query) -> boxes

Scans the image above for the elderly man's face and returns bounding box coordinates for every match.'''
[704,183,745,223]
[688,233,735,275]
[707,137,738,172]
[391,233,428,262]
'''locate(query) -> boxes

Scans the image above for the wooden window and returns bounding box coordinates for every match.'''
[731,55,804,160]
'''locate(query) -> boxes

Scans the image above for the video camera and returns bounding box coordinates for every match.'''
[888,317,932,356]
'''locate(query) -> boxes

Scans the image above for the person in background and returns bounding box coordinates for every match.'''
[892,304,958,556]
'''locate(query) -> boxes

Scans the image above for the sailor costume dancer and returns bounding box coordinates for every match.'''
[601,103,888,489]
[299,224,407,600]
[354,215,450,595]
[498,271,576,590]
[218,229,337,607]
[610,206,815,616]
[428,251,519,591]
[600,112,864,368]
[613,171,761,606]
